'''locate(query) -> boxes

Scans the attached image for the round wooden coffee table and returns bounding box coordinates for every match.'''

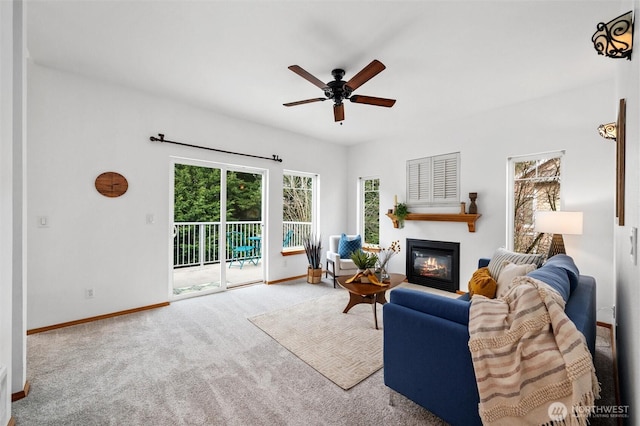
[336,273,406,329]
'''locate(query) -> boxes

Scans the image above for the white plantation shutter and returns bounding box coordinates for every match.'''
[407,159,430,202]
[407,152,459,206]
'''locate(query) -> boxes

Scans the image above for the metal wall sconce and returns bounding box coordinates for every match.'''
[598,122,617,140]
[597,99,627,226]
[592,11,634,60]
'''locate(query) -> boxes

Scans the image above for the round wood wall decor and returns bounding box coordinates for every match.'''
[95,172,128,198]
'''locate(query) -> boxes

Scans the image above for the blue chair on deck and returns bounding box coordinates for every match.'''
[283,229,294,247]
[227,231,258,269]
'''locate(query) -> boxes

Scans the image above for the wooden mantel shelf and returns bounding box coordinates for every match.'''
[385,213,482,232]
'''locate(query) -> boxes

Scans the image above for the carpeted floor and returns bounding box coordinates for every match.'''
[12,279,617,425]
[249,292,384,390]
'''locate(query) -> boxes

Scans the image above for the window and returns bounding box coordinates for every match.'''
[359,177,380,245]
[282,171,317,249]
[407,152,460,207]
[508,151,563,254]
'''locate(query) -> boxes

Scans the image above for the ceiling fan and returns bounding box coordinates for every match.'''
[283,59,396,122]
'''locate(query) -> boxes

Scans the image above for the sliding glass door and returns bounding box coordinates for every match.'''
[171,160,264,299]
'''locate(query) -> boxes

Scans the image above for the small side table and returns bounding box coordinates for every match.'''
[336,273,406,329]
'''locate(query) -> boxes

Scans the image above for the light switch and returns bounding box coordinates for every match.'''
[38,216,49,228]
[630,227,637,265]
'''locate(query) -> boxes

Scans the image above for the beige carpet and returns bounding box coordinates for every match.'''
[249,291,384,390]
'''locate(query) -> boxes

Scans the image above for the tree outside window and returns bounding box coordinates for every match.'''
[512,154,562,254]
[361,178,380,245]
[283,172,315,248]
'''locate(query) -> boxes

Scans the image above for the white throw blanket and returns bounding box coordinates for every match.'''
[468,276,600,425]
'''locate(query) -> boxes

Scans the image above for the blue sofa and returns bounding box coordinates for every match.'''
[383,255,596,426]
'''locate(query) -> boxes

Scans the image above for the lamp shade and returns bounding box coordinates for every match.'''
[534,211,583,235]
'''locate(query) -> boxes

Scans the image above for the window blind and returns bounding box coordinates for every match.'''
[407,152,459,207]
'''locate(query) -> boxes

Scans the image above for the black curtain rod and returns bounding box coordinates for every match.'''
[149,133,283,163]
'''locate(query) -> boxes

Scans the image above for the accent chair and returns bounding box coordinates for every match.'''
[326,234,360,288]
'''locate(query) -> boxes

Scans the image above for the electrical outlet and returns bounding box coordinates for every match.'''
[85,288,95,299]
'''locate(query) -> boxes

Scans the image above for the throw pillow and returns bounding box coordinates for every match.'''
[338,234,362,259]
[544,254,580,293]
[496,262,537,299]
[527,264,571,303]
[487,248,544,280]
[468,267,497,298]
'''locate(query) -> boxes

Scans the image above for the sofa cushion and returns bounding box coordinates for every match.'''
[337,234,361,259]
[527,264,571,303]
[544,254,580,293]
[496,262,537,298]
[338,258,357,271]
[487,248,544,279]
[468,267,497,298]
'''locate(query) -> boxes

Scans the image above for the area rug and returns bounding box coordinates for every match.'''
[248,291,383,390]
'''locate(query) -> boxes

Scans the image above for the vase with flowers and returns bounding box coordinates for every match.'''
[376,240,401,282]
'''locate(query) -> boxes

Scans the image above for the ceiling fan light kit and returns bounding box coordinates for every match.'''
[284,59,396,122]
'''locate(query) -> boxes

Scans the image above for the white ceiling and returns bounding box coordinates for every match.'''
[26,0,619,145]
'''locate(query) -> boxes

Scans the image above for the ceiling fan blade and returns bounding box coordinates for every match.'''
[334,104,345,122]
[288,65,328,89]
[349,95,396,108]
[283,98,326,107]
[345,60,386,91]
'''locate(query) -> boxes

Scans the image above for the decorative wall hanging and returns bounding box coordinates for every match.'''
[95,172,128,197]
[592,10,634,60]
[150,133,282,163]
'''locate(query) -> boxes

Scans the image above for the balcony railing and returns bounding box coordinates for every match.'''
[283,221,312,248]
[173,221,311,268]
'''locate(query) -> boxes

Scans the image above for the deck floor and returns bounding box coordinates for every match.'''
[172,261,263,295]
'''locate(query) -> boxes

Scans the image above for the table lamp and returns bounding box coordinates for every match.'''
[534,211,583,258]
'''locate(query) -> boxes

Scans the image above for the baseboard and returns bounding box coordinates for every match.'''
[11,380,30,402]
[27,302,170,335]
[266,274,307,284]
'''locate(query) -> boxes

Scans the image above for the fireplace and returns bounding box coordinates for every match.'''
[406,239,460,293]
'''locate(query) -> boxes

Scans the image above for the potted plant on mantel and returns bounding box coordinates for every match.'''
[395,203,409,228]
[303,233,323,284]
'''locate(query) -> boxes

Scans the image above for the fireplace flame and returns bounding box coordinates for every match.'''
[419,256,449,278]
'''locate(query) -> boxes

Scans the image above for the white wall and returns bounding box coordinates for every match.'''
[0,1,15,422]
[2,0,27,421]
[614,0,640,420]
[27,63,349,330]
[11,0,27,400]
[348,80,616,322]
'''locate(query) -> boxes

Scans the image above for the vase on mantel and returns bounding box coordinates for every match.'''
[468,193,478,214]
